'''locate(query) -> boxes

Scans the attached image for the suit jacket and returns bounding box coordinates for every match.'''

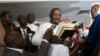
[37,41,50,56]
[15,27,38,52]
[16,27,50,56]
[2,48,24,56]
[15,27,35,36]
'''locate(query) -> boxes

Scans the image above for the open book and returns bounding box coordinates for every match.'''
[54,22,76,41]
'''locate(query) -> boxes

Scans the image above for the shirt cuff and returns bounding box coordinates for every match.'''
[42,39,49,43]
[69,41,74,48]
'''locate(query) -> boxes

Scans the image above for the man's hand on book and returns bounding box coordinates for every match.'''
[50,35,62,44]
[63,37,72,46]
[43,28,53,42]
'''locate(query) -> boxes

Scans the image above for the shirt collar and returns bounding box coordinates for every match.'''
[7,47,23,53]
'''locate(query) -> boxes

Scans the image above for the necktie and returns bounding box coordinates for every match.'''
[23,29,27,38]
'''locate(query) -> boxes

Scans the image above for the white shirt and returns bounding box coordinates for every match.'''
[27,23,38,32]
[82,19,94,38]
[31,22,58,46]
[32,22,69,56]
[20,27,27,38]
[32,22,52,46]
[48,44,69,56]
[7,47,23,53]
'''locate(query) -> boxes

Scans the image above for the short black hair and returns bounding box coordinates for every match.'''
[50,8,61,18]
[0,11,11,17]
[17,14,26,23]
[27,13,35,18]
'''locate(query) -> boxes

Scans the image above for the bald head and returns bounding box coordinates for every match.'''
[4,31,27,48]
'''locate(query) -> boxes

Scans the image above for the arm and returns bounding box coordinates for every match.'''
[37,41,50,56]
[70,43,81,56]
[31,24,44,46]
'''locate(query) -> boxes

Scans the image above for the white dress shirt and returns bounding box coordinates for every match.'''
[20,27,27,38]
[32,22,69,56]
[32,22,52,46]
[27,23,38,32]
[82,19,94,38]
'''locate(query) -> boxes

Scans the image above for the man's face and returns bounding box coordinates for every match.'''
[91,4,99,19]
[5,13,12,24]
[27,14,35,23]
[19,16,28,26]
[51,10,61,24]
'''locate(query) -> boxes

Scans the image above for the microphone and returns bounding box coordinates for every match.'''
[50,24,56,29]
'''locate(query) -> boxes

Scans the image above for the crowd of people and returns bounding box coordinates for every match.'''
[0,2,100,56]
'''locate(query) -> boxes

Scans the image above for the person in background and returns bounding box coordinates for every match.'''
[84,2,100,56]
[0,11,16,56]
[84,2,100,28]
[2,31,27,56]
[0,11,16,33]
[69,22,84,56]
[16,14,36,53]
[16,14,50,56]
[78,2,100,40]
[86,11,100,56]
[27,13,39,32]
[61,18,69,23]
[0,20,5,56]
[32,8,69,56]
[83,2,100,37]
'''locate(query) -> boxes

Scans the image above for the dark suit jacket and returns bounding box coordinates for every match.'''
[2,48,24,56]
[15,27,35,36]
[15,27,38,52]
[2,42,50,56]
[15,27,50,56]
[37,41,50,56]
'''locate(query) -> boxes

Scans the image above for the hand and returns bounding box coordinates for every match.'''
[43,28,53,42]
[50,35,62,43]
[63,37,72,46]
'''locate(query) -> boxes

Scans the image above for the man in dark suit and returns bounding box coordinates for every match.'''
[16,14,51,56]
[2,30,51,56]
[2,31,27,56]
[16,14,37,53]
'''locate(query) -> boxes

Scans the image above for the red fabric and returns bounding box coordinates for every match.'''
[61,18,69,23]
[70,33,82,56]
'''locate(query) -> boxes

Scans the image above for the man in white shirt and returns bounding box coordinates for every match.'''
[32,8,69,56]
[16,14,37,53]
[27,13,39,32]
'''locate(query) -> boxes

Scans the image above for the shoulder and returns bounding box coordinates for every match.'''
[40,22,51,27]
[2,48,22,56]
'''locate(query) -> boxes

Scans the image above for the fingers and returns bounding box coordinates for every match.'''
[45,28,53,34]
[43,28,53,42]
